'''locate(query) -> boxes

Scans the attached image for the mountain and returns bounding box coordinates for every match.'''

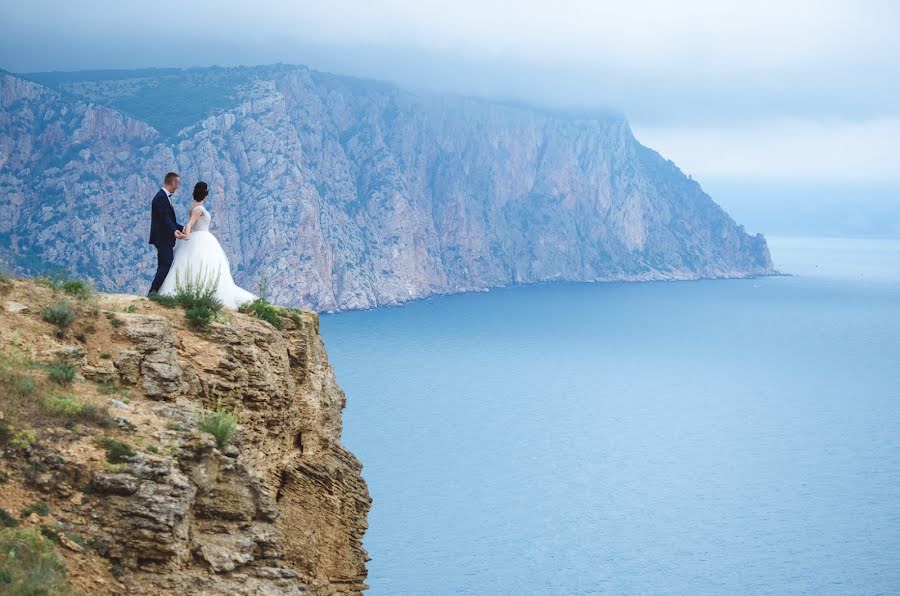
[0,65,774,311]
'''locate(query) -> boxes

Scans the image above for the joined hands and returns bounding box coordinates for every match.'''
[175,230,189,241]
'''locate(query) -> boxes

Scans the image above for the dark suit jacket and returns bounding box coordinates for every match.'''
[148,189,184,247]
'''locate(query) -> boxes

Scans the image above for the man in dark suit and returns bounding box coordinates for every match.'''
[148,172,187,295]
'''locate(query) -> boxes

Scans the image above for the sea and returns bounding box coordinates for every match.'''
[320,236,900,595]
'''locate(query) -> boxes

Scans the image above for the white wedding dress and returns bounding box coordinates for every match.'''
[158,205,256,308]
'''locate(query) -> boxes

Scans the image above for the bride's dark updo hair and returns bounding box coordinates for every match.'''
[193,181,209,202]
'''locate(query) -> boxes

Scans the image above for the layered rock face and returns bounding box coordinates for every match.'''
[0,65,773,311]
[0,279,370,594]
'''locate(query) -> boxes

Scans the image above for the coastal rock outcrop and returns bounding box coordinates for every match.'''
[0,279,370,594]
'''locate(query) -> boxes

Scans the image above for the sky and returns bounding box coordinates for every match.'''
[2,0,899,236]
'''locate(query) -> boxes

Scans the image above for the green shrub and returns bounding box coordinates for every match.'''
[95,437,135,463]
[124,304,137,313]
[105,313,123,328]
[38,525,60,544]
[0,526,75,594]
[35,277,58,289]
[41,392,113,428]
[20,502,50,518]
[47,361,76,386]
[42,395,82,416]
[65,533,87,549]
[0,350,37,398]
[0,509,17,528]
[10,429,35,449]
[283,307,303,327]
[99,353,112,360]
[36,392,112,429]
[96,382,118,395]
[197,407,238,448]
[238,297,283,330]
[174,265,223,312]
[86,536,108,554]
[61,279,92,300]
[185,305,214,330]
[148,292,178,309]
[41,301,75,330]
[16,376,36,396]
[77,404,115,428]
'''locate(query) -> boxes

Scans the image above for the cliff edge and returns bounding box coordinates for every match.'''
[0,275,370,595]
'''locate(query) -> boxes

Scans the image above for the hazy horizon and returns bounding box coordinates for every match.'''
[2,0,898,237]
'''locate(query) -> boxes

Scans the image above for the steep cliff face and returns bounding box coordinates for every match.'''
[0,66,773,311]
[0,278,370,594]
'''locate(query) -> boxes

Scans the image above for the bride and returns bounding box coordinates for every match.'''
[157,181,256,308]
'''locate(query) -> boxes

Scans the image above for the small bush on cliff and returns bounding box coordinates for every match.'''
[185,305,214,330]
[282,307,303,327]
[238,297,283,330]
[197,407,238,448]
[17,376,36,395]
[174,266,223,312]
[0,510,17,528]
[105,313,123,328]
[42,301,76,331]
[34,273,92,299]
[20,502,50,518]
[35,276,60,289]
[0,526,75,594]
[76,404,115,428]
[10,429,35,450]
[61,279,92,301]
[46,361,76,386]
[64,533,87,549]
[95,381,118,395]
[0,350,43,430]
[36,392,113,429]
[42,395,82,416]
[148,292,178,308]
[96,437,135,463]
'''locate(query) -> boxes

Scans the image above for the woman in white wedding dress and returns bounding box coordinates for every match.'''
[157,181,256,308]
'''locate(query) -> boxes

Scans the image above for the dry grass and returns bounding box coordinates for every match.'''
[0,526,77,594]
[0,347,115,442]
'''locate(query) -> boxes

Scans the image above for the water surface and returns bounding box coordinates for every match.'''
[322,236,900,595]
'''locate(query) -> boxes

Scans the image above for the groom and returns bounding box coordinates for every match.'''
[148,172,187,295]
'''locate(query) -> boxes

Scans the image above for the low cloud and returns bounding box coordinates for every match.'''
[633,118,900,181]
[2,0,898,189]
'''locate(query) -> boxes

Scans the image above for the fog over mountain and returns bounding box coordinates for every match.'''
[2,0,897,238]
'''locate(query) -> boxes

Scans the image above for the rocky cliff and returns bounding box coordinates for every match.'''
[0,65,773,311]
[0,276,370,594]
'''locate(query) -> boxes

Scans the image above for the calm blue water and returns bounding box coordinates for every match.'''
[321,236,900,595]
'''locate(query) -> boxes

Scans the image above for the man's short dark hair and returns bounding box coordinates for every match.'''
[164,172,180,185]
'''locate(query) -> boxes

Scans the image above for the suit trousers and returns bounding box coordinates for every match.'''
[149,243,175,295]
